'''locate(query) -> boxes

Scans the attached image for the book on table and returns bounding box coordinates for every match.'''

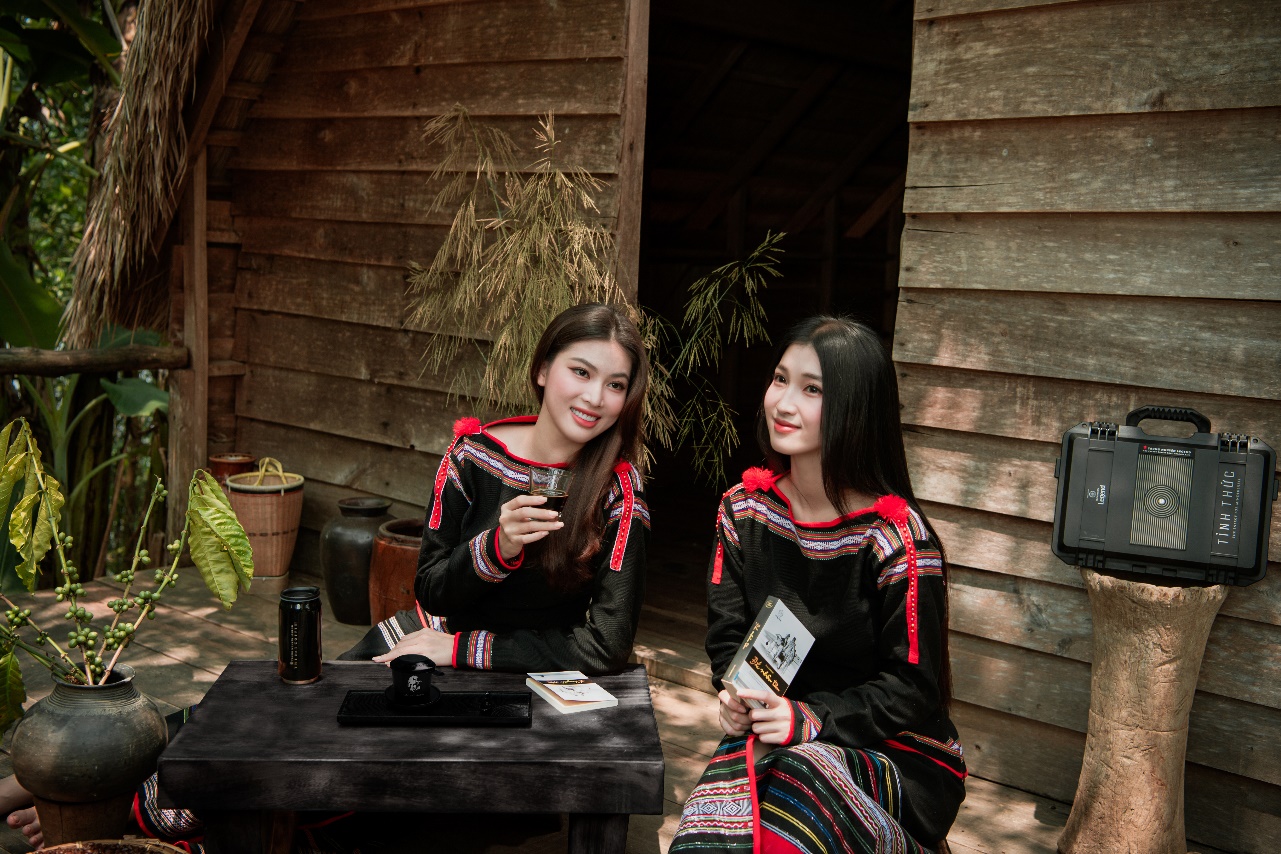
[526,671,618,714]
[723,595,815,709]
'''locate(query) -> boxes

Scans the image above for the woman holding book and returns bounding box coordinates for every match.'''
[341,302,651,674]
[671,317,966,854]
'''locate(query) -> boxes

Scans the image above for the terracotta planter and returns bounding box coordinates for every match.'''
[369,518,423,624]
[11,665,167,846]
[320,497,393,625]
[206,452,256,488]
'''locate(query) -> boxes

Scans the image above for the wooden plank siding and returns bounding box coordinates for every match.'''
[222,0,647,541]
[899,2,1281,851]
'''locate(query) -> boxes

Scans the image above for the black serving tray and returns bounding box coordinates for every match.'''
[337,688,533,727]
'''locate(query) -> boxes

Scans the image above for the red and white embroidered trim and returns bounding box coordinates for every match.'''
[874,495,920,665]
[429,417,482,530]
[609,462,636,572]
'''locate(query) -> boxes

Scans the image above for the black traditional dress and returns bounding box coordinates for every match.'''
[671,468,965,854]
[341,415,649,672]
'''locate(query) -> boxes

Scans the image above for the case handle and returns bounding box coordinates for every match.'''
[1125,406,1211,434]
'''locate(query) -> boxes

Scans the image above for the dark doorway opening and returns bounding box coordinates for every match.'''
[636,0,915,669]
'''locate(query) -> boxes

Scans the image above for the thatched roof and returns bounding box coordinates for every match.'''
[63,0,215,347]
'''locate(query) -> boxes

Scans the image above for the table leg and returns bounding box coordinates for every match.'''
[200,809,296,854]
[568,812,629,854]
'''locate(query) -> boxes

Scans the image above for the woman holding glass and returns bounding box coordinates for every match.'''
[341,302,651,674]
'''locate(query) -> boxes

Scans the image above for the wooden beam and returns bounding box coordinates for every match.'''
[168,149,210,541]
[205,128,245,148]
[0,345,189,377]
[613,0,650,300]
[685,60,841,230]
[223,80,264,100]
[845,173,906,239]
[783,103,906,235]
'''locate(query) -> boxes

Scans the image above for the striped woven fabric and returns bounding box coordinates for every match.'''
[672,736,933,854]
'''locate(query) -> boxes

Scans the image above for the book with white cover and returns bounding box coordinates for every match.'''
[525,671,618,714]
[723,596,815,710]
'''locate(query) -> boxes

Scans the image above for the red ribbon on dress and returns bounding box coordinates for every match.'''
[874,495,920,665]
[609,461,636,571]
[428,417,481,530]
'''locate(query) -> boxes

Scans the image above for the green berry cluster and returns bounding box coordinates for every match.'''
[102,624,135,650]
[67,626,98,648]
[4,607,31,628]
[108,598,134,614]
[63,605,90,622]
[54,582,85,602]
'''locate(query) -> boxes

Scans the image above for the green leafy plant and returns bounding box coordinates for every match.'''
[0,418,253,730]
[407,107,781,484]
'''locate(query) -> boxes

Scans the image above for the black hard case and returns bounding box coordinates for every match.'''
[1051,406,1276,587]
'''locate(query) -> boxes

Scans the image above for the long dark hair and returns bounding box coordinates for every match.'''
[529,303,649,590]
[756,316,951,707]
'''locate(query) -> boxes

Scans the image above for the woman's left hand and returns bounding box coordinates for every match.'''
[737,688,793,745]
[372,627,456,666]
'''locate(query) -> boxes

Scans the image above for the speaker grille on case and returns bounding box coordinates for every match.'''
[1130,452,1192,550]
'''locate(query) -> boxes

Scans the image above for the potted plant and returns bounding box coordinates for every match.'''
[0,417,254,845]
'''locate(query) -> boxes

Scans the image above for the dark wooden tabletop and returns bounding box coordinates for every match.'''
[157,660,665,816]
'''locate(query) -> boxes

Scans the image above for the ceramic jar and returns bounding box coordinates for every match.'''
[11,665,167,845]
[369,518,424,624]
[320,497,393,625]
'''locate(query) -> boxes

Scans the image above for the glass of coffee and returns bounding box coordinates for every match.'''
[529,465,572,515]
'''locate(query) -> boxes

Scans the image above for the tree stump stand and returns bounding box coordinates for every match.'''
[1058,569,1227,854]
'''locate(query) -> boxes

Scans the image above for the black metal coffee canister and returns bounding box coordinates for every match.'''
[278,586,322,684]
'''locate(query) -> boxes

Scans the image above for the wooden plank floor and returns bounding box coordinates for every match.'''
[0,569,1074,853]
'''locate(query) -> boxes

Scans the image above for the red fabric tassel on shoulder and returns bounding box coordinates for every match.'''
[873,494,920,665]
[428,418,483,530]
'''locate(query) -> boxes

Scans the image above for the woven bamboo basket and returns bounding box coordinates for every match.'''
[226,458,304,581]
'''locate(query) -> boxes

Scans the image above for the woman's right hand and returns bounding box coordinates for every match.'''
[718,688,752,737]
[497,494,564,560]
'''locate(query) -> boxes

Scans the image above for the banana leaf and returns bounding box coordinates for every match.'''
[0,242,62,349]
[101,377,169,418]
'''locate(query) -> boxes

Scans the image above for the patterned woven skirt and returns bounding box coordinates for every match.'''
[671,735,935,854]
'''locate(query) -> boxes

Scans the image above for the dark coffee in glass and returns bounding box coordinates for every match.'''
[529,465,572,517]
[535,491,567,514]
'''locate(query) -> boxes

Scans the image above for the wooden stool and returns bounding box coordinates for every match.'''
[1058,569,1227,854]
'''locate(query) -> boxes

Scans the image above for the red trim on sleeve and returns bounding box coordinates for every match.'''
[785,703,796,745]
[493,528,524,569]
[609,462,635,572]
[451,632,461,669]
[711,541,724,584]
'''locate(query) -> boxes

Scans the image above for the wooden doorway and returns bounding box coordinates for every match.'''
[635,0,916,681]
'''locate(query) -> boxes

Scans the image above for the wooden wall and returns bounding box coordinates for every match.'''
[898,1,1281,851]
[221,0,649,554]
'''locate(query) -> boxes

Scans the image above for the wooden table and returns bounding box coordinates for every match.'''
[156,660,665,853]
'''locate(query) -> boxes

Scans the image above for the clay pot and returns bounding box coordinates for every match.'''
[369,518,424,624]
[320,497,393,625]
[206,452,256,488]
[11,665,167,846]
